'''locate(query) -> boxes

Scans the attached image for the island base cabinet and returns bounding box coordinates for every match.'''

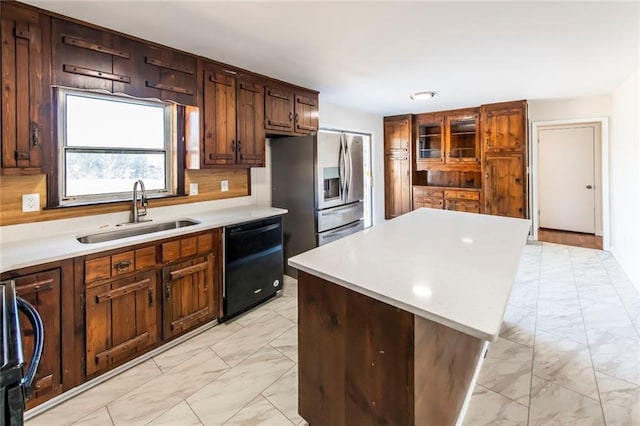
[85,272,158,377]
[298,271,485,426]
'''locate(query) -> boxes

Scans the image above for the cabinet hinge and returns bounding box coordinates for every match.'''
[81,291,86,311]
[81,356,86,375]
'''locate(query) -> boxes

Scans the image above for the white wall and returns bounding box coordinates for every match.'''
[317,100,385,225]
[528,95,611,122]
[610,68,640,290]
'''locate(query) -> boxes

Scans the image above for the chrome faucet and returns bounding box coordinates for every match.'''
[130,179,151,224]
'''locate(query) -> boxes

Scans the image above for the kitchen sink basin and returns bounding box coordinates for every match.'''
[76,219,201,244]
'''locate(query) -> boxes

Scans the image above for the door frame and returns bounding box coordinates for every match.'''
[530,117,610,249]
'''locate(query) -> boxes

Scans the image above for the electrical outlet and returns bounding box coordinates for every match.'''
[189,183,198,195]
[22,193,40,212]
[221,180,229,192]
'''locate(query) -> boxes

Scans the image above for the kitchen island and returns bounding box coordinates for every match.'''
[288,208,530,425]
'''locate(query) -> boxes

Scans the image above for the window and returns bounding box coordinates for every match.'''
[57,88,176,205]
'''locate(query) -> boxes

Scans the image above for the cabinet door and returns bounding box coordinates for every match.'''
[294,93,319,134]
[52,19,130,91]
[203,70,237,166]
[149,49,197,106]
[112,37,161,99]
[85,272,158,376]
[162,254,217,339]
[1,6,42,171]
[14,269,62,408]
[484,154,526,218]
[384,117,412,219]
[445,113,480,164]
[384,156,411,218]
[482,105,526,153]
[415,114,444,170]
[237,81,265,166]
[264,86,295,133]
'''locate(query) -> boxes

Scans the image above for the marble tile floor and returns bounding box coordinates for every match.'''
[27,242,639,425]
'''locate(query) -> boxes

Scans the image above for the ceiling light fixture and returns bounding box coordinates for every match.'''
[410,91,436,100]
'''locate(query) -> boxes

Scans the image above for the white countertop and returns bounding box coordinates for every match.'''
[288,208,530,342]
[0,204,286,273]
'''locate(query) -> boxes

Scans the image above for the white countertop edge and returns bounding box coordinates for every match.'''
[1,205,287,273]
[289,261,498,342]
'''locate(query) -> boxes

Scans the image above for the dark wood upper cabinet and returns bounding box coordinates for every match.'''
[265,86,295,133]
[52,18,121,92]
[481,100,527,153]
[265,85,318,136]
[202,63,266,167]
[203,67,238,166]
[1,2,43,173]
[294,92,319,134]
[415,113,445,170]
[445,111,480,165]
[237,81,266,167]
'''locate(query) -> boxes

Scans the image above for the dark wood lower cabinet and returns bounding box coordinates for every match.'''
[14,269,62,409]
[85,272,158,377]
[483,154,526,218]
[162,253,217,339]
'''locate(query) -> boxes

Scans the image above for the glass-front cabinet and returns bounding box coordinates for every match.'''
[415,114,444,170]
[445,113,480,164]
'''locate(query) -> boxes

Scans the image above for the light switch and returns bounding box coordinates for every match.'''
[221,180,229,192]
[189,183,198,195]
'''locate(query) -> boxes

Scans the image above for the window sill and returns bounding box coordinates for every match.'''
[44,193,187,211]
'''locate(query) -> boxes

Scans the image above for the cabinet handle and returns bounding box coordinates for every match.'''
[485,172,489,180]
[295,113,299,123]
[164,282,171,301]
[148,288,153,307]
[586,185,593,189]
[289,112,293,122]
[31,123,39,147]
[231,140,236,152]
[237,140,242,159]
[114,260,131,272]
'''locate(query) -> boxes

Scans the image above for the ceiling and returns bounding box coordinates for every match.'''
[25,1,639,116]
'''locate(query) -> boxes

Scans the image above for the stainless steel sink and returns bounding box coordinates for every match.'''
[77,219,201,244]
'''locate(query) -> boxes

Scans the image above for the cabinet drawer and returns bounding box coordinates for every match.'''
[444,190,480,200]
[445,199,480,213]
[413,187,444,198]
[162,232,214,263]
[415,197,444,209]
[85,246,157,285]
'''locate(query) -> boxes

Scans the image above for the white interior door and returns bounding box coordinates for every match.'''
[538,126,595,233]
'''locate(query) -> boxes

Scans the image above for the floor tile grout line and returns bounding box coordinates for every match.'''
[568,247,608,425]
[260,388,298,426]
[601,254,640,339]
[105,404,115,426]
[526,242,544,426]
[475,383,530,409]
[184,399,205,426]
[530,373,603,404]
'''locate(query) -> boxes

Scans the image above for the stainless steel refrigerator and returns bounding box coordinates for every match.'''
[271,130,366,277]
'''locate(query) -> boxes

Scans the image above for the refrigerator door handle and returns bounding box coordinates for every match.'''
[338,136,347,202]
[345,136,351,199]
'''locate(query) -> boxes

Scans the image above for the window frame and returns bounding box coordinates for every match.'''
[56,88,176,206]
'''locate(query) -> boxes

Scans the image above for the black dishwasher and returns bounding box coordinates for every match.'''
[222,216,283,321]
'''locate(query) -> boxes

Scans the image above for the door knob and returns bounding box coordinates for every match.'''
[586,185,593,189]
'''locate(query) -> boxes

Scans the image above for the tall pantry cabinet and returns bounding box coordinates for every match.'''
[384,116,413,219]
[383,100,528,220]
[481,100,527,218]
